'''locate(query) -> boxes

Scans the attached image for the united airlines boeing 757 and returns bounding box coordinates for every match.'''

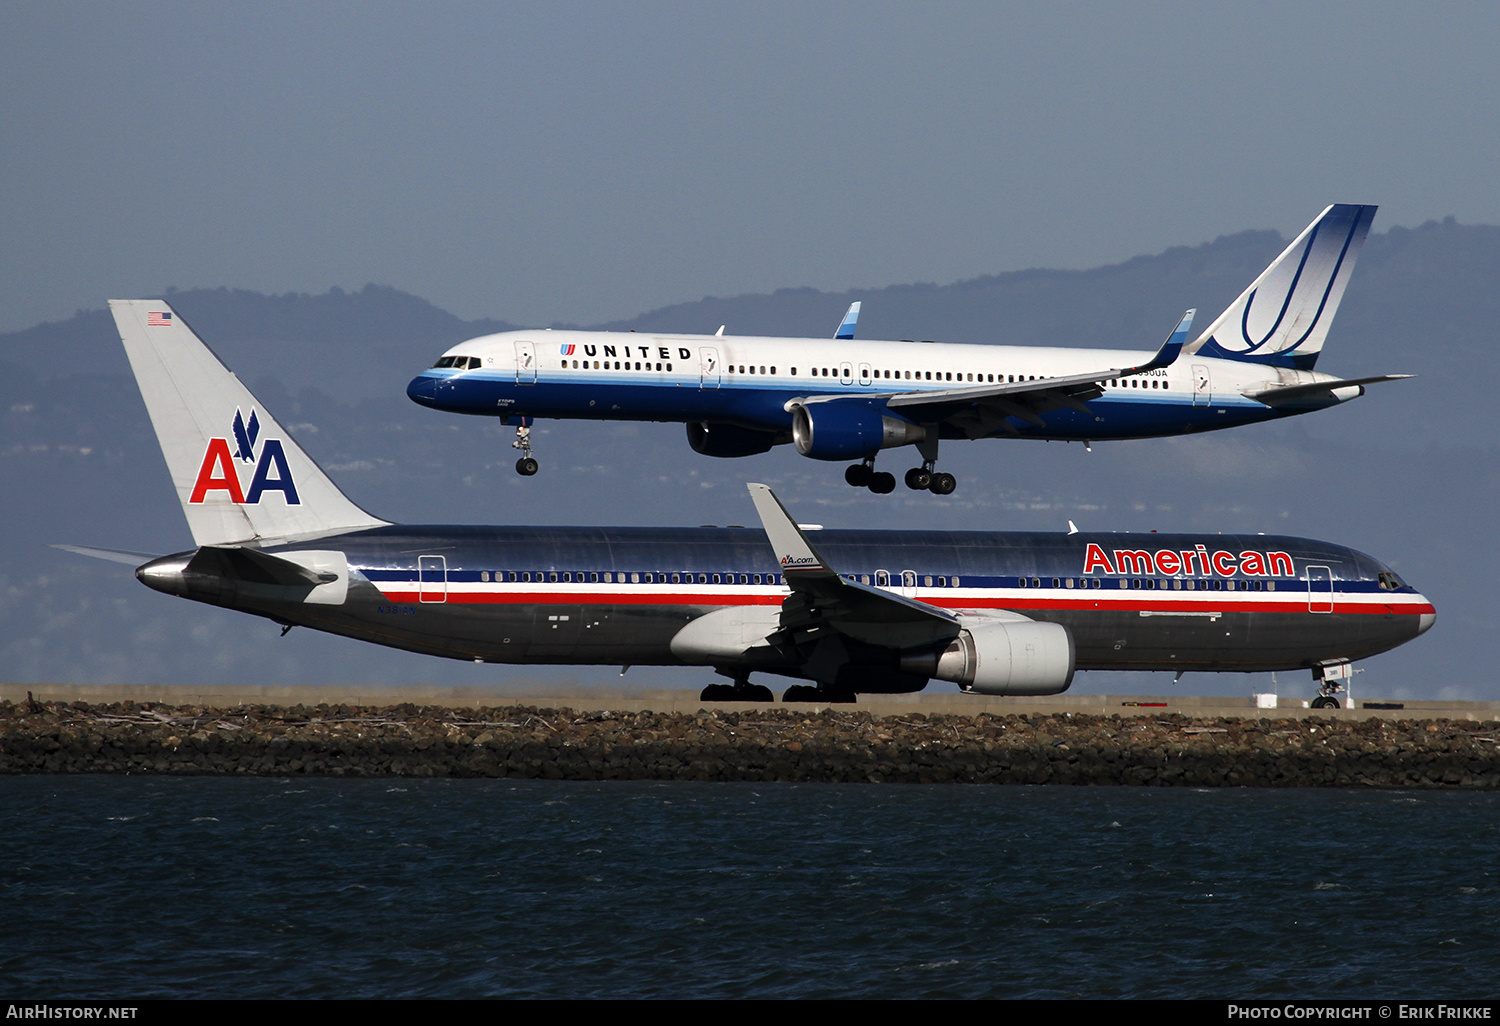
[67,300,1433,706]
[409,204,1409,495]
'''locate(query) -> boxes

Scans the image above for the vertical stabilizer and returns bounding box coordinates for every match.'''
[1185,204,1376,369]
[109,300,389,546]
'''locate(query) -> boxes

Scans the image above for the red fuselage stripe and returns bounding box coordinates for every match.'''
[372,587,1434,617]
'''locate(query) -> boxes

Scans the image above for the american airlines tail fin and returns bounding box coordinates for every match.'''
[1185,204,1376,370]
[109,300,389,547]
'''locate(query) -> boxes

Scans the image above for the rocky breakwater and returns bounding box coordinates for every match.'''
[2,699,1498,787]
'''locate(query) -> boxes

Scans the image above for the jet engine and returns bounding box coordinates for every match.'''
[686,421,779,458]
[900,619,1075,695]
[789,400,926,461]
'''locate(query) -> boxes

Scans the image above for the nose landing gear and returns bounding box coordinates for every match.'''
[512,419,538,476]
[1310,662,1358,709]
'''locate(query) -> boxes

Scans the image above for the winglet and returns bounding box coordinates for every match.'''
[1132,309,1194,373]
[747,483,837,582]
[834,301,861,340]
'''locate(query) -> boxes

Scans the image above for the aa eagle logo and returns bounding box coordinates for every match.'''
[189,408,300,505]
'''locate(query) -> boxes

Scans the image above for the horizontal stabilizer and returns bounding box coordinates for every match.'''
[51,544,162,566]
[1244,374,1414,405]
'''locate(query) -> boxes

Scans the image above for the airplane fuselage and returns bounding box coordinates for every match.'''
[139,523,1433,689]
[407,330,1364,444]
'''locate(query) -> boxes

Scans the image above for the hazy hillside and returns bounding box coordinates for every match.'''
[3,218,1494,700]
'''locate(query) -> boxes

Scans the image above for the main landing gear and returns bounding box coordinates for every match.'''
[699,673,775,703]
[845,460,895,494]
[904,463,955,495]
[781,684,856,703]
[512,419,538,476]
[844,460,956,495]
[845,435,955,496]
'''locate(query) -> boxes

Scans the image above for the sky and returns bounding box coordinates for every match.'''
[4,1,1500,333]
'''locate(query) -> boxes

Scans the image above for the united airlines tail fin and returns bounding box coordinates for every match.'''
[109,300,389,547]
[1185,204,1376,370]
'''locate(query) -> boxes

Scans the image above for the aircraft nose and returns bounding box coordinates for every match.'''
[407,374,437,406]
[1417,609,1436,636]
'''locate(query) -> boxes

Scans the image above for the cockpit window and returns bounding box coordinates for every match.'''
[433,356,480,370]
[1377,571,1404,591]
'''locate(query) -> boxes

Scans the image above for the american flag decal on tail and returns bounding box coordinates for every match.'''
[146,311,172,327]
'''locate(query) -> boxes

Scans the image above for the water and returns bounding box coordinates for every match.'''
[2,778,1497,999]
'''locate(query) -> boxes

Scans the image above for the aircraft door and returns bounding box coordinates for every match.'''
[875,569,892,590]
[515,341,537,384]
[419,555,447,604]
[1306,565,1333,613]
[699,347,721,389]
[1192,364,1211,407]
[858,362,873,387]
[900,570,918,598]
[839,362,854,385]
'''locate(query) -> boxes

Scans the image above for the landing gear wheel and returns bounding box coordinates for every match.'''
[511,419,537,474]
[781,684,822,702]
[845,463,873,487]
[702,678,775,703]
[928,471,956,495]
[1311,696,1339,709]
[868,472,896,494]
[905,467,932,490]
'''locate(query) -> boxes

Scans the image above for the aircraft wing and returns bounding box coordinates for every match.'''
[747,483,962,649]
[791,310,1194,434]
[1242,374,1414,405]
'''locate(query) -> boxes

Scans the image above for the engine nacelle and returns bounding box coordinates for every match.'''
[686,421,779,458]
[789,400,926,461]
[900,619,1075,695]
